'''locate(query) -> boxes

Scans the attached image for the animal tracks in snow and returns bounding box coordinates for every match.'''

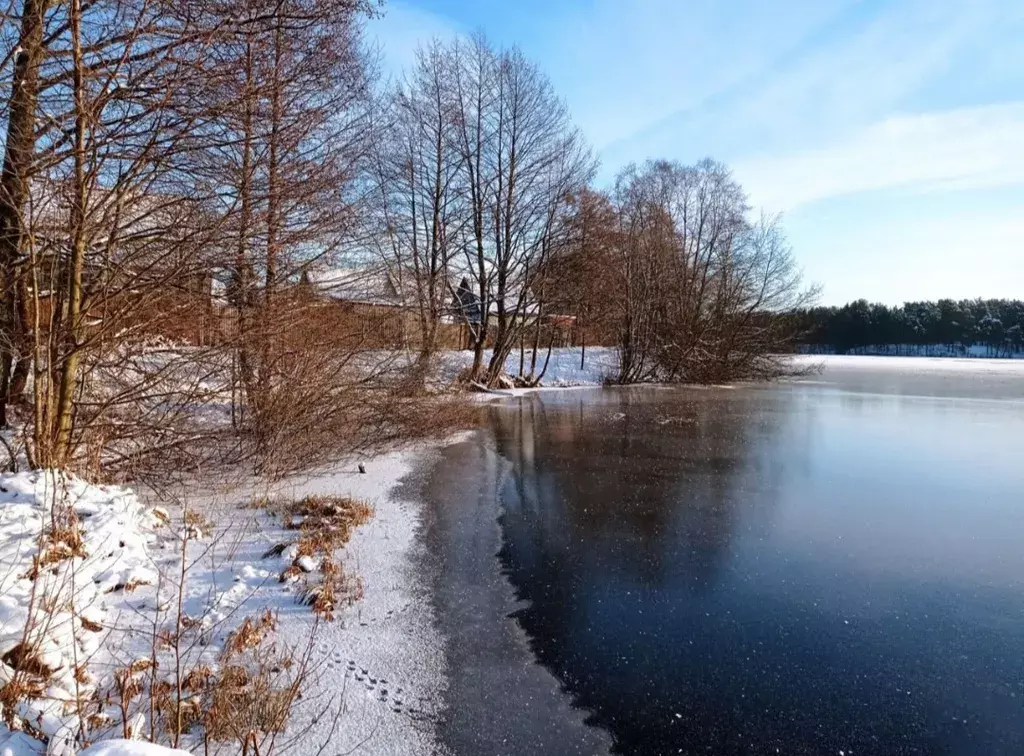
[322,651,434,722]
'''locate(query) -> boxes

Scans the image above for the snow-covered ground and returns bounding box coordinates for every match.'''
[434,347,617,387]
[0,738,191,756]
[0,443,450,756]
[0,473,164,755]
[250,448,450,756]
[77,743,190,756]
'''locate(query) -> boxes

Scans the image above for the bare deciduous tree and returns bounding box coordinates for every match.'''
[445,35,595,386]
[368,40,464,383]
[602,159,815,383]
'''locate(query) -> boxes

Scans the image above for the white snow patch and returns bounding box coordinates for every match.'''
[77,741,190,756]
[435,347,618,389]
[0,730,44,756]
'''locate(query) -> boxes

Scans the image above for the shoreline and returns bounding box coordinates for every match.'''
[415,436,613,756]
[257,354,1024,753]
[273,445,454,755]
[283,425,613,755]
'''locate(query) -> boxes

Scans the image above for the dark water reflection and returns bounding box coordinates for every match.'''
[489,379,1024,755]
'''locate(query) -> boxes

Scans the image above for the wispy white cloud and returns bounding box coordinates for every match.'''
[368,1,462,83]
[599,0,1024,174]
[728,0,1010,147]
[734,102,1024,211]
[541,0,856,151]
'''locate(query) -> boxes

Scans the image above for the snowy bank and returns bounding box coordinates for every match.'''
[220,448,449,755]
[0,472,163,752]
[0,441,449,756]
[435,347,617,388]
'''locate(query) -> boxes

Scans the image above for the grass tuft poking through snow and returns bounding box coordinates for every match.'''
[266,495,373,621]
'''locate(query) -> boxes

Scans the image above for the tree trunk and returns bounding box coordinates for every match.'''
[471,331,485,378]
[580,322,586,371]
[52,0,88,467]
[0,0,49,428]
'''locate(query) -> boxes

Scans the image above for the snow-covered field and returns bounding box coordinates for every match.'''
[788,353,1024,375]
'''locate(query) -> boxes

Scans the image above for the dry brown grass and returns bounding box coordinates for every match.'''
[159,697,204,738]
[206,683,293,742]
[24,507,88,581]
[0,677,46,729]
[282,495,374,555]
[262,496,373,620]
[300,556,363,621]
[199,609,304,748]
[111,576,152,594]
[182,665,215,694]
[81,617,104,633]
[224,610,278,656]
[0,642,52,730]
[2,643,55,677]
[183,509,216,539]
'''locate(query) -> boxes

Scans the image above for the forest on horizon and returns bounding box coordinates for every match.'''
[793,298,1024,355]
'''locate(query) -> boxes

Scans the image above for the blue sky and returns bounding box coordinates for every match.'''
[368,0,1024,306]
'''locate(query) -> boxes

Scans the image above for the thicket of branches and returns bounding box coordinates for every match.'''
[793,299,1024,356]
[523,160,814,384]
[0,0,472,480]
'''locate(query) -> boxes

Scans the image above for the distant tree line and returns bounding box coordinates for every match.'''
[793,299,1024,356]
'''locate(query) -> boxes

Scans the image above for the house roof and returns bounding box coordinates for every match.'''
[307,265,411,307]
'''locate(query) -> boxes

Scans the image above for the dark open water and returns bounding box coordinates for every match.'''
[427,361,1024,755]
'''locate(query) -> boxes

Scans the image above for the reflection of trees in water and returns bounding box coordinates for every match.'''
[491,387,794,591]
[488,388,805,755]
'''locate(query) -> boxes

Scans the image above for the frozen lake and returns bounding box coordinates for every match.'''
[425,358,1024,755]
